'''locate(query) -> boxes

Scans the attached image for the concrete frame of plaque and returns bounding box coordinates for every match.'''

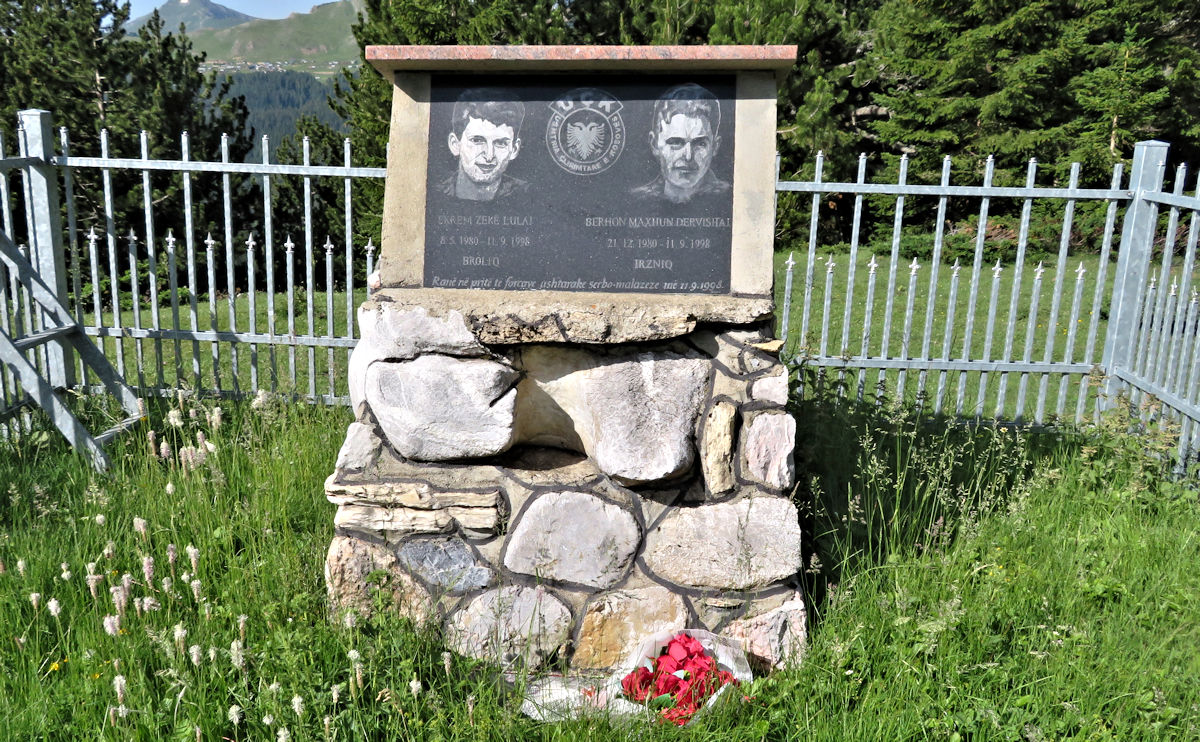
[326,46,806,677]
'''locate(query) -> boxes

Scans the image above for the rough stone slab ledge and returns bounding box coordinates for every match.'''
[367,45,798,73]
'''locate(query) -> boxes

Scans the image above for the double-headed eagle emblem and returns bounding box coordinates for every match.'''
[566,121,606,161]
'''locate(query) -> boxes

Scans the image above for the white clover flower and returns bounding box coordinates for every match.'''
[113,674,126,704]
[189,644,202,666]
[227,705,242,725]
[133,517,148,538]
[167,409,184,428]
[29,593,40,610]
[48,598,61,617]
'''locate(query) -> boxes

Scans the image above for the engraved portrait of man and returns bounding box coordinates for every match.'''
[439,89,528,201]
[632,83,730,205]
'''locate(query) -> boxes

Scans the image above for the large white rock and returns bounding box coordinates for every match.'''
[741,411,797,490]
[699,400,737,495]
[515,346,710,484]
[503,491,640,588]
[349,304,485,413]
[643,496,803,590]
[324,535,433,623]
[444,586,572,667]
[366,355,518,461]
[721,592,808,669]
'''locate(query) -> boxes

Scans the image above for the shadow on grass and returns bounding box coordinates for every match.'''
[788,367,1071,622]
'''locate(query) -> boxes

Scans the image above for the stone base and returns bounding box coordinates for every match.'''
[326,298,805,672]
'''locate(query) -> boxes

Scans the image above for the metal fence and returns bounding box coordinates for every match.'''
[2,108,1199,464]
[777,140,1200,465]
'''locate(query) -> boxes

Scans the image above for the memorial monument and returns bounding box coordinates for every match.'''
[325,45,805,674]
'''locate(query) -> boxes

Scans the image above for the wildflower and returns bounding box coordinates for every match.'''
[347,649,361,663]
[342,611,356,629]
[190,579,202,601]
[103,614,120,636]
[147,429,156,455]
[95,514,106,526]
[161,577,172,593]
[269,681,281,694]
[262,714,274,727]
[189,407,198,420]
[165,482,175,496]
[167,409,183,428]
[159,441,171,459]
[442,651,452,677]
[16,559,25,577]
[409,676,422,697]
[227,705,242,725]
[230,640,245,670]
[133,517,148,539]
[203,439,216,454]
[331,684,341,705]
[113,674,126,704]
[117,704,130,719]
[251,389,270,409]
[237,614,248,640]
[203,602,211,621]
[291,694,304,717]
[211,407,222,430]
[48,598,61,617]
[467,694,476,725]
[324,716,332,738]
[277,727,290,742]
[167,544,177,573]
[110,584,128,615]
[87,574,104,599]
[208,646,217,663]
[29,593,41,610]
[103,541,115,559]
[173,623,187,649]
[186,544,199,573]
[60,562,72,581]
[142,556,154,585]
[15,636,26,650]
[189,645,202,666]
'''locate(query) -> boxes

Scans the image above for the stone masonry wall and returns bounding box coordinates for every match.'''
[326,291,806,673]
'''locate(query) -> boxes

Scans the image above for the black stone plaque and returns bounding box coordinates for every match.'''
[424,74,736,294]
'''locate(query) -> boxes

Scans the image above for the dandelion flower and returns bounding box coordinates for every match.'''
[113,674,126,704]
[291,694,303,717]
[133,517,148,538]
[227,705,242,725]
[29,593,41,610]
[189,645,202,666]
[48,598,61,617]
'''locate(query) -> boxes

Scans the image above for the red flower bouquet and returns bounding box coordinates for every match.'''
[620,632,740,726]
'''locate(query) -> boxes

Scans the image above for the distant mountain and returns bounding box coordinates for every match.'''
[187,1,361,67]
[132,0,257,32]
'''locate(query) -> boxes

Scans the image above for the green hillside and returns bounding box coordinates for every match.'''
[132,0,255,32]
[189,0,361,67]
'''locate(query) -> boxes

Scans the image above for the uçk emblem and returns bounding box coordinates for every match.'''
[546,88,625,175]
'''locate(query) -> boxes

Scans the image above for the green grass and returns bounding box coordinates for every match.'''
[1,372,1198,738]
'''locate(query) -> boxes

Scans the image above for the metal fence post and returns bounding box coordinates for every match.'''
[18,109,75,389]
[1101,140,1168,407]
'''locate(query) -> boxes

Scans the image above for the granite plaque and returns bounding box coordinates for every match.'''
[423,74,736,294]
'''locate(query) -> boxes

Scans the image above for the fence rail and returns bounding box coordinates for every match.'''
[2,109,1199,468]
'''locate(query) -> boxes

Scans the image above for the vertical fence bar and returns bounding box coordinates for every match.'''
[18,110,74,387]
[60,127,85,382]
[1144,166,1186,390]
[1078,163,1125,423]
[326,237,335,401]
[0,132,14,415]
[1103,141,1169,406]
[933,261,960,413]
[286,235,296,389]
[1166,180,1199,392]
[896,259,920,398]
[303,137,316,401]
[126,229,145,389]
[819,255,834,361]
[221,134,239,390]
[779,253,795,347]
[87,228,104,366]
[995,159,1039,418]
[1155,284,1179,393]
[1057,263,1087,418]
[182,131,202,390]
[878,156,909,397]
[247,234,258,393]
[262,135,276,391]
[99,129,126,379]
[917,156,952,400]
[956,156,995,416]
[799,153,824,350]
[344,137,355,392]
[205,233,220,391]
[976,261,1004,418]
[1036,163,1080,423]
[1015,263,1045,422]
[838,154,868,365]
[1132,277,1158,399]
[140,130,164,389]
[166,231,183,387]
[365,239,375,299]
[858,256,879,400]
